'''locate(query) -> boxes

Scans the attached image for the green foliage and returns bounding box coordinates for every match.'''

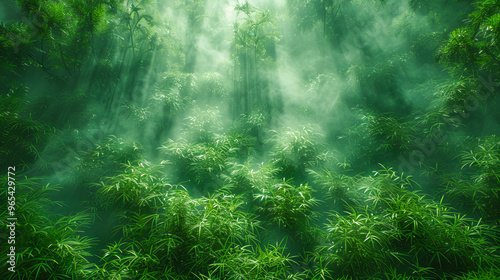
[435,76,485,119]
[222,161,280,208]
[232,3,280,116]
[254,181,319,230]
[452,267,500,279]
[117,3,156,58]
[347,60,411,115]
[92,186,261,278]
[309,166,499,278]
[197,72,229,100]
[440,28,478,72]
[320,207,397,277]
[190,193,260,270]
[0,22,33,79]
[28,89,91,128]
[364,167,499,274]
[439,0,500,75]
[340,112,418,168]
[223,163,255,195]
[0,94,55,170]
[160,134,245,188]
[2,1,500,279]
[233,3,280,62]
[442,136,500,221]
[285,0,337,32]
[309,169,361,209]
[75,135,142,185]
[0,178,95,280]
[204,240,301,280]
[96,161,168,210]
[364,114,417,154]
[92,239,178,279]
[182,107,223,143]
[270,127,325,180]
[154,72,197,110]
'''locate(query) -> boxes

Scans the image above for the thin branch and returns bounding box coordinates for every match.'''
[58,43,71,75]
[482,48,500,65]
[27,52,64,82]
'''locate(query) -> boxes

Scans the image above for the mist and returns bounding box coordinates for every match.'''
[2,0,500,279]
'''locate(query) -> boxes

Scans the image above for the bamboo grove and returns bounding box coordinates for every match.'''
[1,0,500,279]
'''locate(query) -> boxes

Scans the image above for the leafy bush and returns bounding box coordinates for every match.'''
[182,107,223,144]
[363,167,499,274]
[74,135,142,186]
[319,207,398,277]
[0,86,55,170]
[363,113,417,157]
[254,181,319,230]
[442,136,500,222]
[339,112,419,170]
[309,168,362,210]
[0,178,95,280]
[197,72,229,100]
[93,187,260,278]
[160,134,242,189]
[270,127,325,180]
[200,240,301,280]
[96,161,169,210]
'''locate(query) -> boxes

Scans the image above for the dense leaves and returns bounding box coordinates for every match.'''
[2,0,500,279]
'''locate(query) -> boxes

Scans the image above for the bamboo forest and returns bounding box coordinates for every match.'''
[2,0,500,279]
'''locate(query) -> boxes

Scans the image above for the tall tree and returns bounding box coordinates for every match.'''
[231,2,280,118]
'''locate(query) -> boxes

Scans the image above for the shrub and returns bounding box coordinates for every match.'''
[0,178,95,280]
[270,127,325,180]
[254,181,319,230]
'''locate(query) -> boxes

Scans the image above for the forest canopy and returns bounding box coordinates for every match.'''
[1,0,500,279]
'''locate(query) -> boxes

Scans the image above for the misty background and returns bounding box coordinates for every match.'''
[1,0,500,279]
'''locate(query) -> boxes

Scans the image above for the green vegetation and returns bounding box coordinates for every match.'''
[1,0,500,279]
